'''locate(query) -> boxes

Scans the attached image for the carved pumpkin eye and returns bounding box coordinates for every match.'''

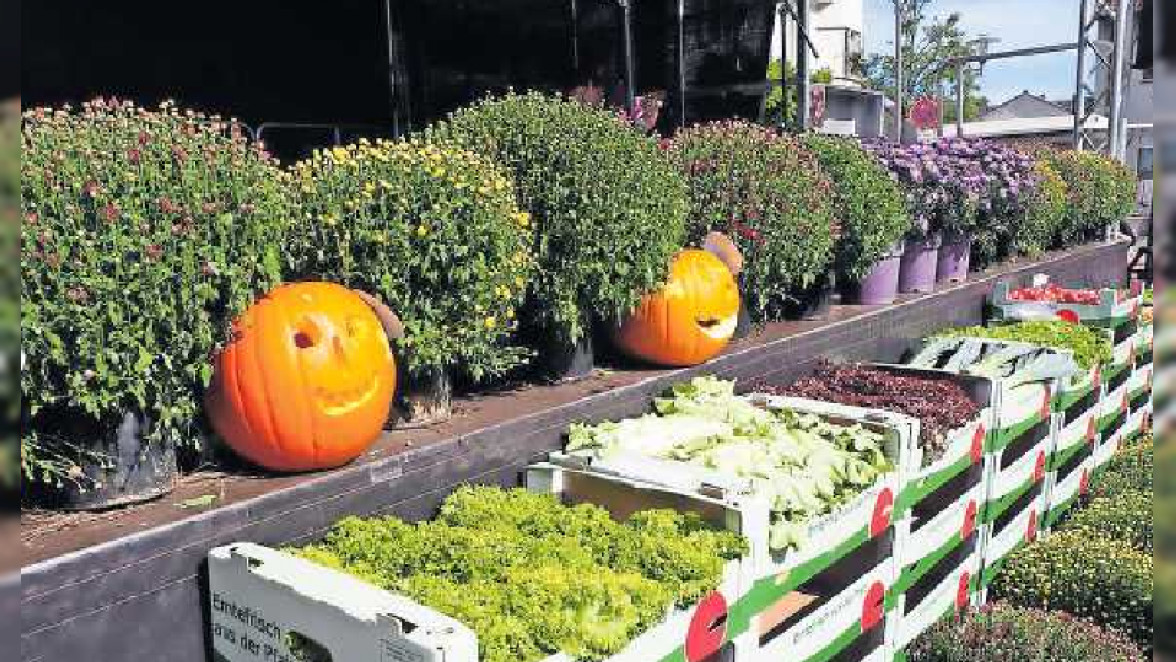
[294,318,323,350]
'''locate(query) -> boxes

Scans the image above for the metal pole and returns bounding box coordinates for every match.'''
[955,61,965,138]
[382,0,402,135]
[779,3,789,129]
[1073,0,1089,150]
[894,0,904,141]
[571,0,580,72]
[796,0,810,131]
[620,0,637,112]
[1107,0,1130,161]
[677,0,686,126]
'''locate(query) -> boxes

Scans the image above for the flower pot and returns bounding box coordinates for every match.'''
[391,367,452,428]
[535,333,596,382]
[845,241,905,306]
[29,410,177,511]
[784,273,835,321]
[898,232,942,294]
[937,232,973,283]
[731,277,754,340]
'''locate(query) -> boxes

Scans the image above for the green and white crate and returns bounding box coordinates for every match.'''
[207,542,481,662]
[1127,363,1154,414]
[1042,452,1093,532]
[976,488,1046,604]
[1040,404,1098,529]
[544,394,912,662]
[1135,321,1154,368]
[891,483,983,604]
[1104,335,1138,394]
[989,279,1142,346]
[889,547,981,659]
[1097,380,1131,436]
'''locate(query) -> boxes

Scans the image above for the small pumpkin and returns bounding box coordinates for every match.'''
[613,249,740,367]
[206,282,397,472]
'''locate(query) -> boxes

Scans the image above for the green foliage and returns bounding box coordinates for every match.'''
[764,60,834,127]
[1013,160,1069,257]
[291,486,746,662]
[425,92,688,345]
[21,100,291,481]
[1087,437,1152,502]
[1039,149,1137,246]
[908,601,1145,661]
[799,134,910,282]
[1,101,16,488]
[861,3,987,125]
[937,321,1112,370]
[288,138,534,382]
[668,121,837,323]
[991,530,1153,653]
[1061,489,1152,553]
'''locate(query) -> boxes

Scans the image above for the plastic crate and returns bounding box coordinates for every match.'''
[989,279,1142,345]
[889,548,981,654]
[980,435,1048,530]
[892,485,982,599]
[207,543,480,662]
[1097,382,1132,435]
[976,490,1046,602]
[1042,454,1093,531]
[1047,407,1098,475]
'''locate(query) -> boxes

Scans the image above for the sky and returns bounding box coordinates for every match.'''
[863,0,1080,106]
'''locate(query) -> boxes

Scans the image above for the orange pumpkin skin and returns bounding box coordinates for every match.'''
[613,250,740,367]
[206,282,396,472]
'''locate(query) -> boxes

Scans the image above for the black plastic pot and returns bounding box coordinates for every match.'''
[535,333,595,382]
[783,273,835,321]
[391,367,453,429]
[30,410,177,511]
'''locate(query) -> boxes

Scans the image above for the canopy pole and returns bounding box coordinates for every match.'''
[678,0,687,126]
[620,0,636,111]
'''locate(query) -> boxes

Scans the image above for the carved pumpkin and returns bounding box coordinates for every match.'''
[613,249,740,367]
[206,282,396,472]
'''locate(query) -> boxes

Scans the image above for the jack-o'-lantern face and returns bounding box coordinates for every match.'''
[206,282,396,472]
[613,249,740,367]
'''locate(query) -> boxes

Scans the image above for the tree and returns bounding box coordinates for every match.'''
[862,0,988,126]
[765,61,833,128]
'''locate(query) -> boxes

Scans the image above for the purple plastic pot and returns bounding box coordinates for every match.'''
[898,232,942,294]
[937,232,973,283]
[847,240,905,305]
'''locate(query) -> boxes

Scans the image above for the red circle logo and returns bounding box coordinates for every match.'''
[1033,451,1047,482]
[1040,387,1052,419]
[1057,310,1080,324]
[861,582,886,632]
[1093,365,1101,389]
[1121,392,1130,414]
[1026,510,1039,542]
[1079,469,1090,495]
[961,501,978,540]
[971,425,986,464]
[956,572,972,611]
[685,592,728,662]
[871,488,895,537]
[1087,415,1097,443]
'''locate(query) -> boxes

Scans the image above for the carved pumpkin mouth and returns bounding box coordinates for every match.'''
[696,315,738,340]
[314,375,383,417]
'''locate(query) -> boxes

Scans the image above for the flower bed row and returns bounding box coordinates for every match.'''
[19,94,1137,505]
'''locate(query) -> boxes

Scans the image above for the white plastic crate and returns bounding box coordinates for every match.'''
[977,490,1046,600]
[207,542,479,662]
[754,557,896,662]
[989,279,1142,345]
[1126,364,1154,404]
[890,550,981,653]
[1105,336,1138,392]
[1055,363,1101,415]
[892,485,982,597]
[981,437,1048,529]
[1042,454,1093,531]
[1047,408,1097,474]
[1097,381,1131,435]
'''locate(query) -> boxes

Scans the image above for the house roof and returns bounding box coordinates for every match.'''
[980,91,1071,121]
[941,113,1109,139]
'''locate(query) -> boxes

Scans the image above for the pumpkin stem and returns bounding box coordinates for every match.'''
[353,290,406,341]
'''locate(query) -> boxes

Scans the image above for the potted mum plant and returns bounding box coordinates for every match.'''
[426,92,688,380]
[669,121,838,323]
[800,134,910,305]
[289,138,535,425]
[21,99,291,509]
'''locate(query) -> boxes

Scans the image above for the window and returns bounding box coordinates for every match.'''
[1137,146,1154,180]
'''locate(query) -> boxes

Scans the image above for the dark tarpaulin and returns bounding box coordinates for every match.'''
[392,0,774,129]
